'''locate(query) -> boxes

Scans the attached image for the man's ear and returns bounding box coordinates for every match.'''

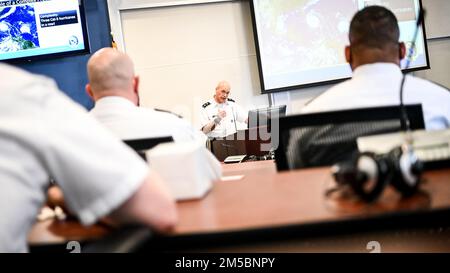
[345,46,351,63]
[345,45,354,70]
[399,42,407,60]
[85,84,94,100]
[133,76,141,106]
[133,76,140,94]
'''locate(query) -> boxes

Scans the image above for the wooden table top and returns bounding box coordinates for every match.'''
[174,161,450,235]
[28,160,450,248]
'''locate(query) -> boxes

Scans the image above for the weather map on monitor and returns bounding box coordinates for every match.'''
[250,0,429,93]
[0,0,89,62]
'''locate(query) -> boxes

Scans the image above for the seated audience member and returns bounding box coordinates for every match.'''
[301,6,450,130]
[86,47,205,142]
[200,81,248,138]
[0,63,177,252]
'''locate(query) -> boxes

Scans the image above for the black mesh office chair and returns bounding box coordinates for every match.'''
[123,136,174,161]
[274,105,425,171]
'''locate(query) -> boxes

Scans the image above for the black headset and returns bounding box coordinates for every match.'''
[331,145,423,202]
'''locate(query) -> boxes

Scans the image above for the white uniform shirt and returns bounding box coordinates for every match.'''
[0,64,149,252]
[301,63,450,130]
[90,96,206,143]
[200,99,248,138]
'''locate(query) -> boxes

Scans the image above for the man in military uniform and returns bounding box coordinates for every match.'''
[200,81,248,138]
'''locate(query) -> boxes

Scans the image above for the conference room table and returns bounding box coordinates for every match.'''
[28,160,450,252]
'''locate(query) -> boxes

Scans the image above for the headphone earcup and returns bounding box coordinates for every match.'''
[350,153,391,202]
[332,146,423,202]
[332,152,391,202]
[386,147,422,197]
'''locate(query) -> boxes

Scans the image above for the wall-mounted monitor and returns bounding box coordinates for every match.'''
[0,0,90,62]
[250,0,430,94]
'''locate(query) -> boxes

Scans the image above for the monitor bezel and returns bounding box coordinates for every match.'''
[1,0,91,64]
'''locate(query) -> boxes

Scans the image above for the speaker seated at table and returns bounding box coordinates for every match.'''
[274,104,425,171]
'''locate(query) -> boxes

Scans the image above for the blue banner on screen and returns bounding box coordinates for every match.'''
[0,0,89,61]
[40,10,79,28]
[250,0,430,93]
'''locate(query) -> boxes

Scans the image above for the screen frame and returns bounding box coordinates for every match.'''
[1,0,91,64]
[248,0,431,95]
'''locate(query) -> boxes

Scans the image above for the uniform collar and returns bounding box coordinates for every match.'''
[96,96,137,109]
[210,98,228,108]
[353,63,402,78]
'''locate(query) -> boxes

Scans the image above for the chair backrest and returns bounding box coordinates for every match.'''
[123,136,174,161]
[274,104,425,171]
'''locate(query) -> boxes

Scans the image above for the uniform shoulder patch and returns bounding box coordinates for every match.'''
[154,108,183,119]
[227,98,235,103]
[202,102,211,108]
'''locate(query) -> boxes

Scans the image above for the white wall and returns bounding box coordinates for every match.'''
[108,0,450,127]
[418,0,450,88]
[422,0,450,39]
[414,38,450,89]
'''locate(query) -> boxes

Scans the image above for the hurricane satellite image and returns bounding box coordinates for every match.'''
[0,5,40,53]
[256,0,358,75]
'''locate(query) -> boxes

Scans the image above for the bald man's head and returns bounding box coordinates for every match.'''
[86,48,138,101]
[214,81,231,104]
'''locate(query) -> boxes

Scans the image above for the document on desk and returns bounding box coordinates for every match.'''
[221,175,245,182]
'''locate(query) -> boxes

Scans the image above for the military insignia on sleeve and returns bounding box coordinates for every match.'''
[155,108,183,118]
[202,102,211,108]
[227,98,235,103]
